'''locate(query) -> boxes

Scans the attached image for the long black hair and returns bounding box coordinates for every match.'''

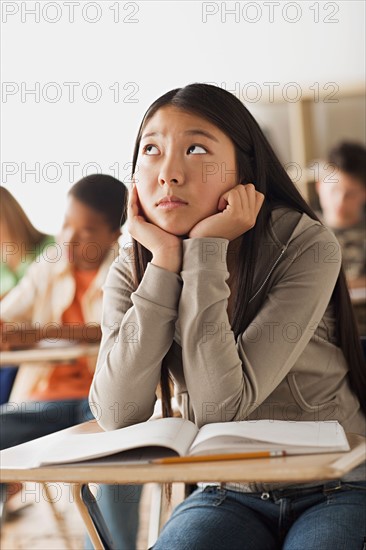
[126,82,365,420]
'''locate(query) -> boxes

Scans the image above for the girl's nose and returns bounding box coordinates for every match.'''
[158,156,184,187]
[160,177,179,187]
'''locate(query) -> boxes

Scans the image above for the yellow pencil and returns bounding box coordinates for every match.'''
[152,450,287,464]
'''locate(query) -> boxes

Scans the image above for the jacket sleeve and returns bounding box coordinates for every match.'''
[178,225,342,428]
[89,249,183,431]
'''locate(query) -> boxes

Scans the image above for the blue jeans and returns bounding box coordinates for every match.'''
[0,399,142,550]
[152,481,366,550]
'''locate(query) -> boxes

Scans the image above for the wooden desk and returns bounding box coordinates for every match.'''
[0,343,100,366]
[1,421,365,549]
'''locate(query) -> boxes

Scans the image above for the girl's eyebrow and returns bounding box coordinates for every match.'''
[141,129,219,143]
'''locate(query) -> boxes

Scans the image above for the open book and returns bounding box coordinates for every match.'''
[31,418,350,467]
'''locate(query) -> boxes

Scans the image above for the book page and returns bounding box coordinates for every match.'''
[189,420,349,456]
[36,417,198,466]
[57,447,179,466]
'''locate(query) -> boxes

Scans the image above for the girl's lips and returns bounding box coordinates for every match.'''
[157,202,188,210]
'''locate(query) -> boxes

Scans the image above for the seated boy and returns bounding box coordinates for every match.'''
[315,141,366,335]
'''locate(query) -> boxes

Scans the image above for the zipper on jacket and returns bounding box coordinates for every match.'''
[248,246,287,304]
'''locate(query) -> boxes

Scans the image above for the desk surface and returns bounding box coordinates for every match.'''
[1,421,365,485]
[0,343,100,365]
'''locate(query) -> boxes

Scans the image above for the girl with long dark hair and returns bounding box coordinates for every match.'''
[90,83,365,549]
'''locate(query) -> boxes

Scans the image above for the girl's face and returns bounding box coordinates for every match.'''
[134,105,238,236]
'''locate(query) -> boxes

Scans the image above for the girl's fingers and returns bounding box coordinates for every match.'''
[233,185,246,211]
[228,183,255,214]
[242,183,256,214]
[128,185,140,221]
[228,184,265,230]
[127,185,134,212]
[254,190,265,216]
[218,189,233,212]
[241,184,265,218]
[219,183,264,222]
[217,191,229,211]
[128,180,134,201]
[219,184,245,211]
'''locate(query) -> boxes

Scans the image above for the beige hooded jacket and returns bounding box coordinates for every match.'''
[90,206,365,489]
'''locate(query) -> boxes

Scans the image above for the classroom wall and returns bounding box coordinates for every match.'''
[1,0,365,235]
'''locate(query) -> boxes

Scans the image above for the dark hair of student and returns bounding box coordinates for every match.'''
[127,83,366,425]
[69,174,127,231]
[328,141,366,186]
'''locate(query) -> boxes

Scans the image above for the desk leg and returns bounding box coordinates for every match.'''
[42,483,74,550]
[147,483,164,548]
[72,483,105,550]
[0,483,6,524]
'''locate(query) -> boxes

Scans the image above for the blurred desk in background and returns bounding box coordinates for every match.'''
[0,342,100,366]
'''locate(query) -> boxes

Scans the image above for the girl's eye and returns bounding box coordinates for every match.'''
[143,144,159,155]
[187,144,207,155]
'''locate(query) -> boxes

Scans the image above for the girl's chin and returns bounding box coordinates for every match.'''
[150,218,194,237]
[159,225,191,237]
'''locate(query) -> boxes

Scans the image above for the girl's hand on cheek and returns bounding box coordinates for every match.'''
[188,183,265,240]
[127,183,183,273]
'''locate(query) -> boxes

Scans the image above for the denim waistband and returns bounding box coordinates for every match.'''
[267,479,344,500]
[219,479,348,499]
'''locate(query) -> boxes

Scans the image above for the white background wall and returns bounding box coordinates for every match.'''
[1,0,365,235]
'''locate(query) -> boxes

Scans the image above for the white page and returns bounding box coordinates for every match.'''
[36,417,198,466]
[189,420,349,454]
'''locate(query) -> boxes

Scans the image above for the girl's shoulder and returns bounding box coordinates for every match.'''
[106,242,136,290]
[268,205,337,250]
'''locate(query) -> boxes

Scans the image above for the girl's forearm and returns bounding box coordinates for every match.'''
[152,247,183,274]
[90,260,183,430]
[151,255,182,274]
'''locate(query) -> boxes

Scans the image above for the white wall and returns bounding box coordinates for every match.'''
[1,0,365,234]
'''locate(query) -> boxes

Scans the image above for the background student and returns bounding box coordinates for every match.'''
[315,141,366,335]
[0,174,142,549]
[0,186,54,298]
[90,83,366,550]
[0,187,54,404]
